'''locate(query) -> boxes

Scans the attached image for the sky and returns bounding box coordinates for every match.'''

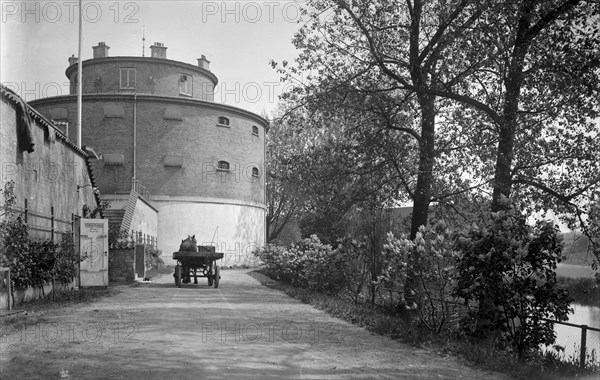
[0,0,305,116]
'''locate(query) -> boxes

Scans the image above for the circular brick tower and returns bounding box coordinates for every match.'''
[30,42,267,265]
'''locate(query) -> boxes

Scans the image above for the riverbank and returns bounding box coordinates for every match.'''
[556,263,597,279]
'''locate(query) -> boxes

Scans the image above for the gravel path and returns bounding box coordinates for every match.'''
[0,269,510,379]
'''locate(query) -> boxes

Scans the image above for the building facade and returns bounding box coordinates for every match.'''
[1,85,101,242]
[30,42,267,265]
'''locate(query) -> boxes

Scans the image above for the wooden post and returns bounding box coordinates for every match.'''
[7,269,11,311]
[1,268,11,310]
[580,325,587,369]
[24,199,28,223]
[51,206,55,242]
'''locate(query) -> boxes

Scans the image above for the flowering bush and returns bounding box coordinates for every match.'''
[254,244,296,283]
[381,221,459,332]
[254,235,348,293]
[454,202,572,358]
[335,236,369,304]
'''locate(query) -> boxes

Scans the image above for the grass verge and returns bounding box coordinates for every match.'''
[249,269,599,380]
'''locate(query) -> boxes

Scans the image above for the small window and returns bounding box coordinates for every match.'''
[179,74,192,96]
[252,125,259,136]
[217,116,230,127]
[120,68,136,89]
[252,167,259,177]
[217,161,230,171]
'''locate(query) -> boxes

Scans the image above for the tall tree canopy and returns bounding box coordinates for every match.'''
[272,0,599,246]
[266,100,415,242]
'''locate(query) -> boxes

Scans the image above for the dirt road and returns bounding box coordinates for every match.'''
[0,270,508,379]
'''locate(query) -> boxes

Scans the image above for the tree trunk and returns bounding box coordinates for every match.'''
[410,95,436,239]
[405,94,436,311]
[484,0,532,339]
[490,1,531,212]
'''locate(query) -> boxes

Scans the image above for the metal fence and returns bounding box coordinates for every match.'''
[541,318,600,368]
[0,200,74,242]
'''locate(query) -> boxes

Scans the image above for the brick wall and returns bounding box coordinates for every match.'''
[66,57,216,101]
[30,95,266,206]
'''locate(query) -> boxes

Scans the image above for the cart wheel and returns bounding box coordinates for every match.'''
[214,265,220,289]
[175,265,182,288]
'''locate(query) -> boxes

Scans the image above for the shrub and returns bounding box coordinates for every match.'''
[297,235,347,292]
[454,202,573,358]
[54,230,82,283]
[0,182,84,290]
[254,244,296,283]
[28,240,58,286]
[0,215,33,288]
[254,235,348,293]
[109,225,134,249]
[335,236,369,304]
[381,221,459,332]
[145,247,164,270]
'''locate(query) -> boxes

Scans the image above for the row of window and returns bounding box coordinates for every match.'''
[103,155,260,178]
[216,116,260,136]
[217,161,259,178]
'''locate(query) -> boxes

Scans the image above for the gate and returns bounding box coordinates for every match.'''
[80,219,109,287]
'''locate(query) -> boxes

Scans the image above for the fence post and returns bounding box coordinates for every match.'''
[24,199,28,223]
[580,325,587,369]
[1,268,12,311]
[7,269,11,311]
[51,206,55,242]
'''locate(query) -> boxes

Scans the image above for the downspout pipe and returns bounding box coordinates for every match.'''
[77,0,82,148]
[264,121,267,245]
[133,93,137,183]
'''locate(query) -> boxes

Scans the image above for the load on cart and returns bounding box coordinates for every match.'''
[172,235,223,288]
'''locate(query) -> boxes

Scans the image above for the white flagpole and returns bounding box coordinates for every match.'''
[77,0,83,148]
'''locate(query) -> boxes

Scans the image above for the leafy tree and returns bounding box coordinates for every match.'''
[274,0,488,239]
[269,2,598,332]
[267,103,413,243]
[443,0,600,270]
[274,0,599,271]
[265,116,302,242]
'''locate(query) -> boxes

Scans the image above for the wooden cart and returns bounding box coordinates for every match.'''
[172,245,223,288]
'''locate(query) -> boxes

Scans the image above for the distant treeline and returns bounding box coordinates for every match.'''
[562,233,593,266]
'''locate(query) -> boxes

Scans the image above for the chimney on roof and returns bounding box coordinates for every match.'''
[150,42,167,59]
[68,54,78,66]
[92,42,110,58]
[197,55,210,70]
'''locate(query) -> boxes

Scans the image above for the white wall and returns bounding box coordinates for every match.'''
[131,198,158,241]
[155,200,265,267]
